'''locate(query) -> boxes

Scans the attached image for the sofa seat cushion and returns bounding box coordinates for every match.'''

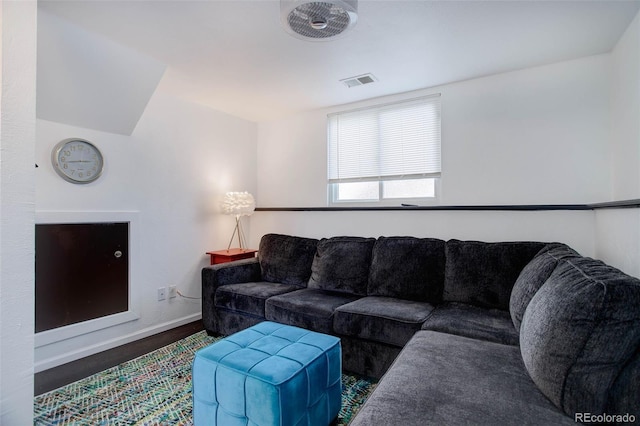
[349,330,575,426]
[510,243,580,331]
[308,236,375,296]
[265,288,360,334]
[421,302,519,346]
[334,297,435,347]
[443,239,546,310]
[214,282,300,317]
[521,257,640,419]
[367,236,445,302]
[259,234,319,286]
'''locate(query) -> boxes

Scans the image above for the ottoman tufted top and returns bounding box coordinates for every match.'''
[196,321,340,385]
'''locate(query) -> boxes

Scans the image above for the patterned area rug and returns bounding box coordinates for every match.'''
[34,330,377,425]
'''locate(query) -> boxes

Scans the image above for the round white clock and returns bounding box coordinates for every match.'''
[51,138,104,184]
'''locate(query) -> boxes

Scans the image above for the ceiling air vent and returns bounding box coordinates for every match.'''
[340,73,377,88]
[281,0,358,41]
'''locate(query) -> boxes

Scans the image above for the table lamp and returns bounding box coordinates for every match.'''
[221,191,255,250]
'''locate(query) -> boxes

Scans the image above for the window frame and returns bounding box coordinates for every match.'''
[327,94,442,207]
[328,177,441,207]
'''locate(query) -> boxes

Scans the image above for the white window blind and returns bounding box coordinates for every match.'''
[328,94,441,184]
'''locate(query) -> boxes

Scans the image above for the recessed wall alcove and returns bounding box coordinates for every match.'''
[34,211,139,355]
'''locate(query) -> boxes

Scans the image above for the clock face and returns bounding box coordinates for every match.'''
[51,138,104,184]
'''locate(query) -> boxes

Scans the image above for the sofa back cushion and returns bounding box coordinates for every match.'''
[520,257,640,418]
[443,240,546,310]
[259,234,319,287]
[509,243,580,331]
[607,352,640,419]
[308,236,375,296]
[368,236,445,302]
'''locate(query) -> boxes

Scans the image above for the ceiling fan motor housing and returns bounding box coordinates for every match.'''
[281,0,358,41]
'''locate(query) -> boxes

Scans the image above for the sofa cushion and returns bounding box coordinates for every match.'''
[308,236,375,296]
[421,302,519,346]
[520,257,640,418]
[214,282,300,317]
[259,233,319,287]
[509,243,580,331]
[607,351,640,419]
[367,236,445,302]
[334,296,435,347]
[349,330,575,426]
[443,239,546,310]
[265,288,360,334]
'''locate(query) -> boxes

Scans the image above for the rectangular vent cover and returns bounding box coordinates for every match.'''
[341,73,377,88]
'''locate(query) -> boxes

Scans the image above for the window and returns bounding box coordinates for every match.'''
[328,94,441,205]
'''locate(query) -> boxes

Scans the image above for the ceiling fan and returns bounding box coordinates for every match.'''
[281,0,358,41]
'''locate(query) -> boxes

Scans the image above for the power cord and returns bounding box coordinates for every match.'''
[177,290,201,300]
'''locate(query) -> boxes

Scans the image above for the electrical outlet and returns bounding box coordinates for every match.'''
[157,287,166,301]
[169,285,177,299]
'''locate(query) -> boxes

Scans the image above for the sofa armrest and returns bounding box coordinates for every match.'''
[201,258,262,333]
[203,257,262,287]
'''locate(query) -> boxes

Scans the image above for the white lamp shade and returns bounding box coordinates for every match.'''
[221,192,256,216]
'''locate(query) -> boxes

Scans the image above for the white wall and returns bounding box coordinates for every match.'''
[442,55,610,205]
[257,54,610,208]
[0,0,37,423]
[595,209,640,278]
[37,9,166,135]
[609,11,640,200]
[595,11,640,278]
[35,90,257,370]
[251,210,596,257]
[252,55,611,255]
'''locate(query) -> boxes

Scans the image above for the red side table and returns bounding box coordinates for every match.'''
[206,248,258,265]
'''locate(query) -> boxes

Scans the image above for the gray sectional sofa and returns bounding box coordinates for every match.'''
[201,233,640,425]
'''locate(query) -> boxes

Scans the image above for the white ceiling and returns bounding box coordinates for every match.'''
[39,0,640,123]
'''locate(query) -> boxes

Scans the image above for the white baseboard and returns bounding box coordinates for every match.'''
[34,313,202,373]
[35,311,141,348]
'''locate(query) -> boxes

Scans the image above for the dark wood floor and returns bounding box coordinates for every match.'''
[34,320,205,396]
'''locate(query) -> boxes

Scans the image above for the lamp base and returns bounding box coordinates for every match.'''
[227,215,248,250]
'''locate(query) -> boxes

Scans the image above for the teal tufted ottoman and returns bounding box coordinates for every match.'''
[192,321,342,425]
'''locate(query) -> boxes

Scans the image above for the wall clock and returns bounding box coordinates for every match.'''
[51,138,104,184]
